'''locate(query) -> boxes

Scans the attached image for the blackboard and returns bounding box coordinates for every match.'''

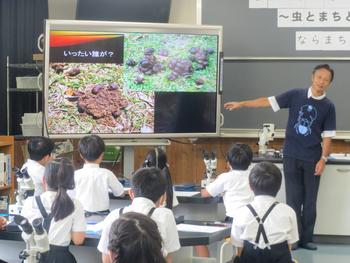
[202,0,350,131]
[202,0,350,57]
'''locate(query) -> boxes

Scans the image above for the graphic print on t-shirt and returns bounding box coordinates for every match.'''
[294,104,317,136]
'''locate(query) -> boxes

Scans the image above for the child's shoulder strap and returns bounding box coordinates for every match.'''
[119,207,124,216]
[147,207,156,217]
[261,201,279,222]
[35,196,53,233]
[246,201,279,248]
[246,201,279,222]
[35,195,49,218]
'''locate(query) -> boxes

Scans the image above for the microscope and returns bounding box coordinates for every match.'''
[201,150,217,188]
[15,215,49,263]
[258,123,275,155]
[9,167,35,215]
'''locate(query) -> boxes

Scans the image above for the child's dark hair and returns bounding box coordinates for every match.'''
[249,162,281,197]
[45,158,75,221]
[27,136,54,161]
[143,148,174,209]
[108,212,166,263]
[132,167,166,203]
[78,135,105,162]
[313,64,334,82]
[226,143,253,170]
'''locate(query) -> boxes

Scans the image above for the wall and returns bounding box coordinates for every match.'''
[48,0,199,23]
[134,138,350,184]
[48,0,77,19]
[169,0,199,24]
[14,137,350,185]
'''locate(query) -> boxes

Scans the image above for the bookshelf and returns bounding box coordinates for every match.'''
[0,136,15,203]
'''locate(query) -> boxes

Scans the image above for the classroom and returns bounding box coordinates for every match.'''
[1,0,350,262]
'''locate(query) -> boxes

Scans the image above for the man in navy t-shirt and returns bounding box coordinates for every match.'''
[224,64,336,251]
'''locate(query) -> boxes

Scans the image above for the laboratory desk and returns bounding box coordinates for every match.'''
[177,194,222,204]
[109,186,226,222]
[174,191,225,221]
[0,220,231,247]
[110,186,223,204]
[0,220,231,263]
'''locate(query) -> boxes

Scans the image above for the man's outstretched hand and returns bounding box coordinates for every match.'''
[224,101,242,111]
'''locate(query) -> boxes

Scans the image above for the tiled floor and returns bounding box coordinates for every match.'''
[292,244,350,263]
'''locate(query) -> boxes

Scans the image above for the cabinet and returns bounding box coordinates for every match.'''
[6,56,43,135]
[314,164,350,235]
[0,136,15,203]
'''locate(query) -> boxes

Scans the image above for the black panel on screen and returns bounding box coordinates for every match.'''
[154,92,217,133]
[76,0,171,23]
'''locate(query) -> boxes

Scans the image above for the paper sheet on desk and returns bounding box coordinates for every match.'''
[174,191,200,197]
[109,187,130,193]
[329,153,350,160]
[86,221,105,233]
[177,223,226,233]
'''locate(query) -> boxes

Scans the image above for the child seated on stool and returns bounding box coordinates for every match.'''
[21,158,86,263]
[98,167,180,263]
[143,147,178,209]
[231,162,299,263]
[201,143,254,221]
[74,135,124,214]
[107,212,166,263]
[21,136,55,196]
[200,143,254,257]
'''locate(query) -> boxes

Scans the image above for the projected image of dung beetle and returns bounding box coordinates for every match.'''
[294,104,317,136]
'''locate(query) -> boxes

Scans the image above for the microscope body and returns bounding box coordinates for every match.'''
[258,123,275,155]
[201,150,217,188]
[9,167,35,215]
[20,231,48,263]
[15,216,50,263]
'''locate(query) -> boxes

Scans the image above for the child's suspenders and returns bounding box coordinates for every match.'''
[35,196,53,233]
[119,207,156,217]
[246,201,279,249]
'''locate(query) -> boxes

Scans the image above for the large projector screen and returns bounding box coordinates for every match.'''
[44,20,222,138]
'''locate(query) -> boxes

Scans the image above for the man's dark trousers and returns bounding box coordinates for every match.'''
[283,156,320,244]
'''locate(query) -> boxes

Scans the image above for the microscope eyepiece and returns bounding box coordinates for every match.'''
[14,167,23,178]
[21,168,30,179]
[210,151,216,160]
[203,150,210,160]
[14,167,30,179]
[32,218,45,235]
[14,215,33,235]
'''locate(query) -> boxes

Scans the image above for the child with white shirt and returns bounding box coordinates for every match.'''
[231,162,299,263]
[74,135,124,214]
[21,136,54,196]
[21,158,86,263]
[142,147,178,209]
[98,167,180,263]
[201,143,254,221]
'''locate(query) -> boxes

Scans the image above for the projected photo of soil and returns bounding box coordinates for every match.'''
[123,33,218,92]
[48,63,154,134]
